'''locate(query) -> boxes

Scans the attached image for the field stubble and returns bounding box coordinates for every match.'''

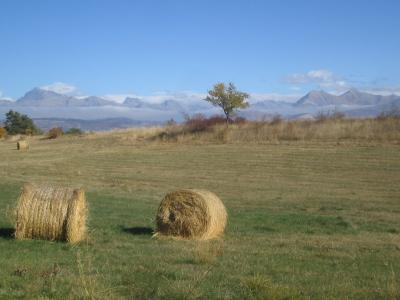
[0,119,399,299]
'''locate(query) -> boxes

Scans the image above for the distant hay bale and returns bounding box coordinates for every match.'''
[17,140,29,150]
[155,189,227,240]
[15,183,87,243]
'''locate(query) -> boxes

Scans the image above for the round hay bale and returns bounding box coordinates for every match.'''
[15,183,87,243]
[17,140,29,150]
[155,189,227,240]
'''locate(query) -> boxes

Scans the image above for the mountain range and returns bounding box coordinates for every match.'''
[1,87,399,130]
[10,88,118,107]
[295,89,400,106]
[1,87,398,109]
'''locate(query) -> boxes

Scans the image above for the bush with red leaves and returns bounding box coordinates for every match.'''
[47,127,64,139]
[184,114,246,132]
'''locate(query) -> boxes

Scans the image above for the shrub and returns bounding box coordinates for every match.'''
[184,114,246,133]
[234,116,247,124]
[184,114,226,133]
[270,114,283,125]
[47,127,64,139]
[0,127,7,138]
[331,110,346,120]
[315,109,345,122]
[376,112,387,121]
[314,111,329,122]
[184,114,206,132]
[65,128,83,135]
[165,119,177,126]
[376,107,400,120]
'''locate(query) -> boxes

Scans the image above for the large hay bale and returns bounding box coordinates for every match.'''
[15,183,87,243]
[155,189,227,240]
[17,140,29,150]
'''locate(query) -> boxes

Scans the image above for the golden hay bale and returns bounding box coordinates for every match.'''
[155,189,227,240]
[17,140,29,150]
[15,183,87,243]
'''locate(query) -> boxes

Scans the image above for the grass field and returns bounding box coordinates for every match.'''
[0,128,400,299]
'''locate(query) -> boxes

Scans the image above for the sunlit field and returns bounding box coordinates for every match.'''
[0,119,400,299]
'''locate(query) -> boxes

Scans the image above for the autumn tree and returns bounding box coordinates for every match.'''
[204,82,249,124]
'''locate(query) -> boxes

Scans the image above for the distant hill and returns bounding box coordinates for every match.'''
[295,89,399,107]
[295,90,339,106]
[16,88,199,112]
[71,96,117,107]
[124,97,183,111]
[123,97,146,108]
[17,88,73,106]
[33,117,161,131]
[251,100,293,110]
[17,88,116,107]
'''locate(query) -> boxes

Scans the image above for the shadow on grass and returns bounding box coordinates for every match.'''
[121,226,153,236]
[0,227,15,239]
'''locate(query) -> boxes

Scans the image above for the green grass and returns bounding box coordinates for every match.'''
[0,134,400,299]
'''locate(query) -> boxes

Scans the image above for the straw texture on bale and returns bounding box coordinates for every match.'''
[155,189,227,240]
[15,183,87,243]
[17,140,29,150]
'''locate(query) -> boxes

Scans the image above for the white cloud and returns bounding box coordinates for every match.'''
[144,91,207,103]
[0,90,14,101]
[103,94,139,103]
[104,91,304,106]
[74,95,90,99]
[285,69,350,92]
[103,91,207,104]
[41,82,79,95]
[103,90,325,106]
[285,70,400,97]
[289,86,302,91]
[249,93,302,103]
[361,86,400,96]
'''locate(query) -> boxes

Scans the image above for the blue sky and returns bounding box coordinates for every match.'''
[0,0,399,102]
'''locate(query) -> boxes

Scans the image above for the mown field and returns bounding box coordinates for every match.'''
[0,127,400,299]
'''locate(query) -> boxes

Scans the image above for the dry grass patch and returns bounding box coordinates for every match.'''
[152,117,400,144]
